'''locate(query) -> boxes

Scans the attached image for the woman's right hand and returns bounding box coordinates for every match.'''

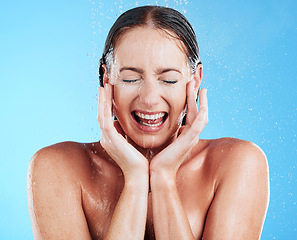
[98,83,149,240]
[97,84,148,181]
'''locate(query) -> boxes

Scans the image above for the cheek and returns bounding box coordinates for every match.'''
[163,85,187,108]
[113,82,187,109]
[112,83,139,115]
[113,83,137,101]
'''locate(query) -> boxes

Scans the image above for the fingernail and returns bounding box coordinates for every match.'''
[105,83,109,91]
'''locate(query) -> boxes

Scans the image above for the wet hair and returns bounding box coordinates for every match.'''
[98,5,202,87]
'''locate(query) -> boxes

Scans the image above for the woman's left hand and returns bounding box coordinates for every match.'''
[150,81,208,179]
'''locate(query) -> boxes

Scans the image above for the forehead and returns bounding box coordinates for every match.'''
[113,27,188,68]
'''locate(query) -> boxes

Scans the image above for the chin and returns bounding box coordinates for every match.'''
[131,134,173,150]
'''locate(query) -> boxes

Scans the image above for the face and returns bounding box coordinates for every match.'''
[104,27,197,149]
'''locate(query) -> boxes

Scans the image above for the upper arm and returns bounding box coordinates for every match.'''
[202,141,269,240]
[27,145,92,239]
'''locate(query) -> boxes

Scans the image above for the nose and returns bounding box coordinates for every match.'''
[138,79,160,107]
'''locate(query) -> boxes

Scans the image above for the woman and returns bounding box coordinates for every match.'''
[27,6,269,239]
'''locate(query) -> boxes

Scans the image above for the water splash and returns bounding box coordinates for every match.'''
[177,105,186,125]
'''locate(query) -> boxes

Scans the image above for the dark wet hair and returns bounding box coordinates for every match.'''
[98,5,202,87]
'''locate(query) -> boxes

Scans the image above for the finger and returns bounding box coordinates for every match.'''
[186,81,199,125]
[180,89,208,141]
[154,130,193,173]
[104,84,113,119]
[97,87,106,129]
[114,120,126,137]
[98,86,113,132]
[190,88,208,136]
[198,88,208,112]
[103,85,116,133]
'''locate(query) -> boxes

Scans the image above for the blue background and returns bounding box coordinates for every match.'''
[0,0,296,239]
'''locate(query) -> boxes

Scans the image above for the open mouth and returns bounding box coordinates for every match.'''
[132,111,168,128]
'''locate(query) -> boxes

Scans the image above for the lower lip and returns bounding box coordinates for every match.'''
[131,113,167,133]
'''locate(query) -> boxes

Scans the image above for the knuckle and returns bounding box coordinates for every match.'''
[103,126,111,134]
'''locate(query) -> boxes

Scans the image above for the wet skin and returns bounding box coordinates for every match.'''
[28,137,268,239]
[82,138,228,239]
[27,27,269,239]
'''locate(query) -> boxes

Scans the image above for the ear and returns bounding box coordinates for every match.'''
[193,64,203,93]
[102,64,110,86]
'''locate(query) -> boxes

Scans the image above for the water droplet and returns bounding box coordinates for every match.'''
[148,149,152,157]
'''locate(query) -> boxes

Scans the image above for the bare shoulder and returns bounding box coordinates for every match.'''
[206,137,269,180]
[27,141,116,193]
[208,137,267,158]
[29,141,84,164]
[27,141,102,239]
[28,141,91,182]
[201,138,270,239]
[27,141,93,214]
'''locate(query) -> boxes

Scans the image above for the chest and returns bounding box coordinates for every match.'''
[81,166,215,239]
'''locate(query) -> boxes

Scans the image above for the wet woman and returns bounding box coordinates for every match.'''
[27,6,269,240]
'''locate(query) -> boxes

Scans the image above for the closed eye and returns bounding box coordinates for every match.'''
[123,79,139,83]
[163,80,178,84]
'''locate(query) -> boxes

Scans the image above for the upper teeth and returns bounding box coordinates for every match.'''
[135,112,165,120]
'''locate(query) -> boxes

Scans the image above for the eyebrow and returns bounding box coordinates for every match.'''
[119,67,144,74]
[119,67,182,75]
[156,68,182,75]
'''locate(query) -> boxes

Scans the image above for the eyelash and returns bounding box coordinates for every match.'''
[122,79,178,84]
[163,80,177,84]
[123,79,139,83]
